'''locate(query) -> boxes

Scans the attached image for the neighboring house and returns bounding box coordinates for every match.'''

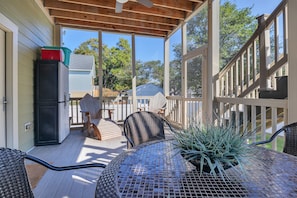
[69,54,96,98]
[119,83,164,109]
[126,83,164,96]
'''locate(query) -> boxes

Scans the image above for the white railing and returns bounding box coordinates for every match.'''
[166,96,203,128]
[69,96,154,125]
[213,0,289,152]
[164,0,289,153]
[216,97,287,151]
[218,0,288,98]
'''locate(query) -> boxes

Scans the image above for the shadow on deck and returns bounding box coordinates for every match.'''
[28,127,127,198]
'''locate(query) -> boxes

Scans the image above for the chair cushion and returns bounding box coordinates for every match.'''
[0,148,34,197]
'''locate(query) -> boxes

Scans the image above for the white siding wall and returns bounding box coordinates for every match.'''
[0,0,54,150]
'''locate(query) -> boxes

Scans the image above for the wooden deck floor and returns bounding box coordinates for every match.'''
[27,127,127,198]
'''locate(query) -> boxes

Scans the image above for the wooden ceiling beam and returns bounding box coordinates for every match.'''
[50,10,173,32]
[56,18,167,37]
[189,0,204,2]
[129,0,194,12]
[44,0,179,26]
[58,0,185,19]
[42,0,205,37]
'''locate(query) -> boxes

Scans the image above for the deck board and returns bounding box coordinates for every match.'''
[28,128,127,198]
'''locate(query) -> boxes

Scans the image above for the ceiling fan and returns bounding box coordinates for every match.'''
[115,0,153,13]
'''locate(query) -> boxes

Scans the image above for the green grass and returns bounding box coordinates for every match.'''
[255,133,284,152]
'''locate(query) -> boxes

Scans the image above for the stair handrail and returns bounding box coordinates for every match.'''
[217,0,288,98]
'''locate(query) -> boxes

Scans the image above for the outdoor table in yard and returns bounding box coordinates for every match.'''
[95,140,297,197]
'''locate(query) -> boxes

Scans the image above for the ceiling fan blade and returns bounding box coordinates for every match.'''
[115,1,123,13]
[137,0,153,8]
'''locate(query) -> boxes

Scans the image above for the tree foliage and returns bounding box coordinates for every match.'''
[72,1,257,95]
[169,1,257,96]
[73,38,100,66]
[169,44,182,96]
[220,1,257,68]
[185,1,257,69]
[102,38,132,91]
[73,38,163,92]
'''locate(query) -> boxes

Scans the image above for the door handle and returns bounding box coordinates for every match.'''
[2,97,7,111]
[2,97,7,104]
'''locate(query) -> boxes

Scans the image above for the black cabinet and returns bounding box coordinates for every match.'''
[35,104,59,145]
[35,60,59,145]
[34,60,59,145]
[34,60,70,146]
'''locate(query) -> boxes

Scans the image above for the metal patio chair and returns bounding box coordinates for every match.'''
[253,122,297,156]
[123,111,175,149]
[0,147,106,197]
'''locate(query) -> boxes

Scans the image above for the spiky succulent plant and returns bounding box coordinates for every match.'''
[173,124,255,179]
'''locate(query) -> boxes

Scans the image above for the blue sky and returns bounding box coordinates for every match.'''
[62,0,282,63]
[227,0,282,16]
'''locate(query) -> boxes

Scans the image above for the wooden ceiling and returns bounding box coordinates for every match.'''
[42,0,206,37]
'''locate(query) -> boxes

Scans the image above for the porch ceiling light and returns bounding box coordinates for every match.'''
[117,0,128,3]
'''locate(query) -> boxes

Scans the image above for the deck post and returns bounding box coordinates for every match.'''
[205,0,219,125]
[132,34,137,112]
[164,37,170,115]
[53,24,61,46]
[181,22,187,128]
[98,31,103,105]
[287,0,297,123]
[258,15,270,90]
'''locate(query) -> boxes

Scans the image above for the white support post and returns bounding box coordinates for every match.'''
[258,15,270,90]
[181,22,187,128]
[287,0,297,124]
[261,106,266,141]
[251,105,257,142]
[235,104,239,133]
[132,34,137,112]
[164,38,170,97]
[98,31,103,104]
[205,0,220,124]
[271,107,277,150]
[243,105,248,131]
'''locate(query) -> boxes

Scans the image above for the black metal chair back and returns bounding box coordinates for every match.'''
[0,148,34,197]
[0,147,106,197]
[253,122,297,156]
[123,111,168,149]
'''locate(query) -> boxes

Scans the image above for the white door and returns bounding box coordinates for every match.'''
[0,29,6,147]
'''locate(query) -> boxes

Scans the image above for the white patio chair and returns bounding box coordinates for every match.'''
[79,93,121,140]
[139,92,167,116]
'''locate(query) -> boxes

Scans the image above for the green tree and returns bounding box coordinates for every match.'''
[139,60,164,86]
[220,1,257,68]
[73,38,132,91]
[169,45,182,96]
[103,38,132,91]
[136,60,150,86]
[186,1,257,69]
[170,1,257,96]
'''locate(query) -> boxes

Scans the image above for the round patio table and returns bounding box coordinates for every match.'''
[95,140,297,197]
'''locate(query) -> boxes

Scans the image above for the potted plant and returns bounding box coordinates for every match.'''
[172,124,255,179]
